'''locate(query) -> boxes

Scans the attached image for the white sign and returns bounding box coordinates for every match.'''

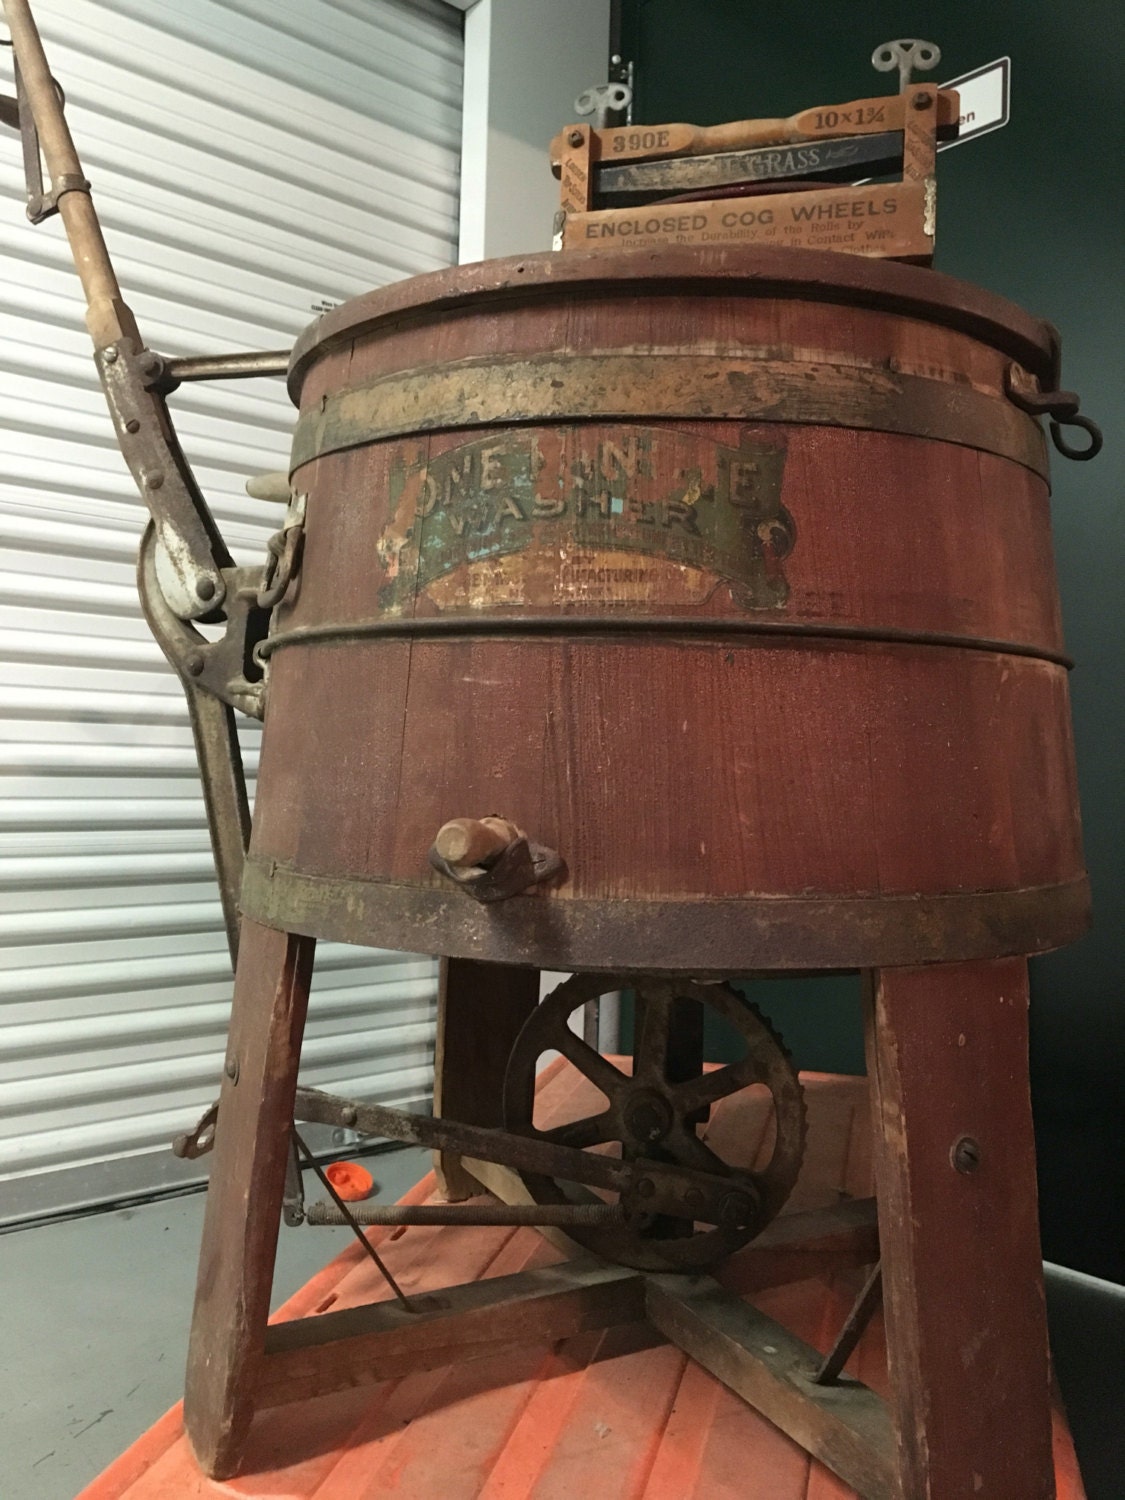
[939,57,1011,150]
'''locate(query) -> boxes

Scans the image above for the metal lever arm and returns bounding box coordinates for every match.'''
[0,0,283,967]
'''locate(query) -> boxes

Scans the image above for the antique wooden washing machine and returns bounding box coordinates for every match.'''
[220,248,1093,1498]
[2,5,1104,1495]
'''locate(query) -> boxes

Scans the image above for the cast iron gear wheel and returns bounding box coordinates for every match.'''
[502,973,807,1271]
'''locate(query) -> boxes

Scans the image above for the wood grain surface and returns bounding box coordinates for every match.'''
[248,248,1085,972]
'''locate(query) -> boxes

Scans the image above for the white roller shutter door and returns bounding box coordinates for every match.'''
[0,0,462,1221]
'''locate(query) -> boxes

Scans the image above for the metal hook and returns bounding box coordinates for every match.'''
[1050,414,1103,462]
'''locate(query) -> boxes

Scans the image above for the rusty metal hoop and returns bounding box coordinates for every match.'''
[502,973,806,1271]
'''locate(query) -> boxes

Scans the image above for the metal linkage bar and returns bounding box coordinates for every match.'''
[294,1086,628,1193]
[813,1260,883,1385]
[291,1086,741,1227]
[306,1201,626,1227]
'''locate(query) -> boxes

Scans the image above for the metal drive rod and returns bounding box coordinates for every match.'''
[293,1086,628,1193]
[163,350,291,384]
[306,1201,627,1227]
[2,0,138,349]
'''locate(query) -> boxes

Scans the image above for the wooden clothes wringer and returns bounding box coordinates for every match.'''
[551,61,960,263]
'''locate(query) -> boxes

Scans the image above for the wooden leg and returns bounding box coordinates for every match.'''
[865,958,1054,1500]
[183,918,316,1479]
[432,958,540,1199]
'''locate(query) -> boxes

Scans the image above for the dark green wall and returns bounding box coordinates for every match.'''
[620,0,1125,1282]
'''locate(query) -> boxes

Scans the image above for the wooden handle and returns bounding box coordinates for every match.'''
[3,0,138,347]
[434,817,520,869]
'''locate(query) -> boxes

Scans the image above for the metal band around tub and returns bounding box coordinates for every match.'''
[239,858,1092,972]
[289,352,1050,478]
[255,615,1074,671]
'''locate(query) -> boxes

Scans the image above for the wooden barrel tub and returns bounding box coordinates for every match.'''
[241,246,1088,975]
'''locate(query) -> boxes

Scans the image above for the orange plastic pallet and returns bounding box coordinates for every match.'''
[79,1067,1086,1500]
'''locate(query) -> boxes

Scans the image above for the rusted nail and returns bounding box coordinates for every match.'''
[951,1135,981,1173]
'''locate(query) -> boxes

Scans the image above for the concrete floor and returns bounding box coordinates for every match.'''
[0,1145,429,1500]
[2,1150,1122,1500]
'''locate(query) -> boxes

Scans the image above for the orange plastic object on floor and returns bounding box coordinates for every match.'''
[79,1065,1087,1500]
[323,1161,373,1201]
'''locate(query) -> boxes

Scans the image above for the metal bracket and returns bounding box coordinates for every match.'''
[138,525,267,719]
[283,1131,305,1226]
[0,53,86,222]
[98,340,233,618]
[428,835,565,902]
[257,491,306,609]
[172,1101,218,1160]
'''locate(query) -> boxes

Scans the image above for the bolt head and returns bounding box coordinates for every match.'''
[684,1187,705,1213]
[635,1177,656,1199]
[124,417,141,434]
[623,1090,673,1145]
[224,1056,239,1081]
[718,1189,756,1230]
[195,576,217,601]
[912,91,933,109]
[568,128,584,147]
[143,469,164,490]
[183,652,205,677]
[103,346,118,364]
[342,1106,358,1127]
[951,1135,981,1174]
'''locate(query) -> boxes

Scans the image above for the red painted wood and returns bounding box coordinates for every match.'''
[248,249,1084,973]
[181,920,316,1479]
[79,1067,1086,1500]
[865,959,1055,1499]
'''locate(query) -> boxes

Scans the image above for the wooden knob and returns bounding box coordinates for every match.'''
[433,817,520,869]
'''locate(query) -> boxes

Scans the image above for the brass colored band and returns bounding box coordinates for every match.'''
[289,353,1049,479]
[240,857,1090,974]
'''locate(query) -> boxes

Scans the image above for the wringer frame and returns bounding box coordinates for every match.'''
[2,9,1105,1497]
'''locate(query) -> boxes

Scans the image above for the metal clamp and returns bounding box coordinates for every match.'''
[1005,361,1103,462]
[258,491,306,609]
[0,53,85,222]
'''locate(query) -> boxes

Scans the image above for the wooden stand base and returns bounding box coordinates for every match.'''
[181,927,1058,1499]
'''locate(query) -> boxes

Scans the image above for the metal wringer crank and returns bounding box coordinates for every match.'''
[2,7,1103,1497]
